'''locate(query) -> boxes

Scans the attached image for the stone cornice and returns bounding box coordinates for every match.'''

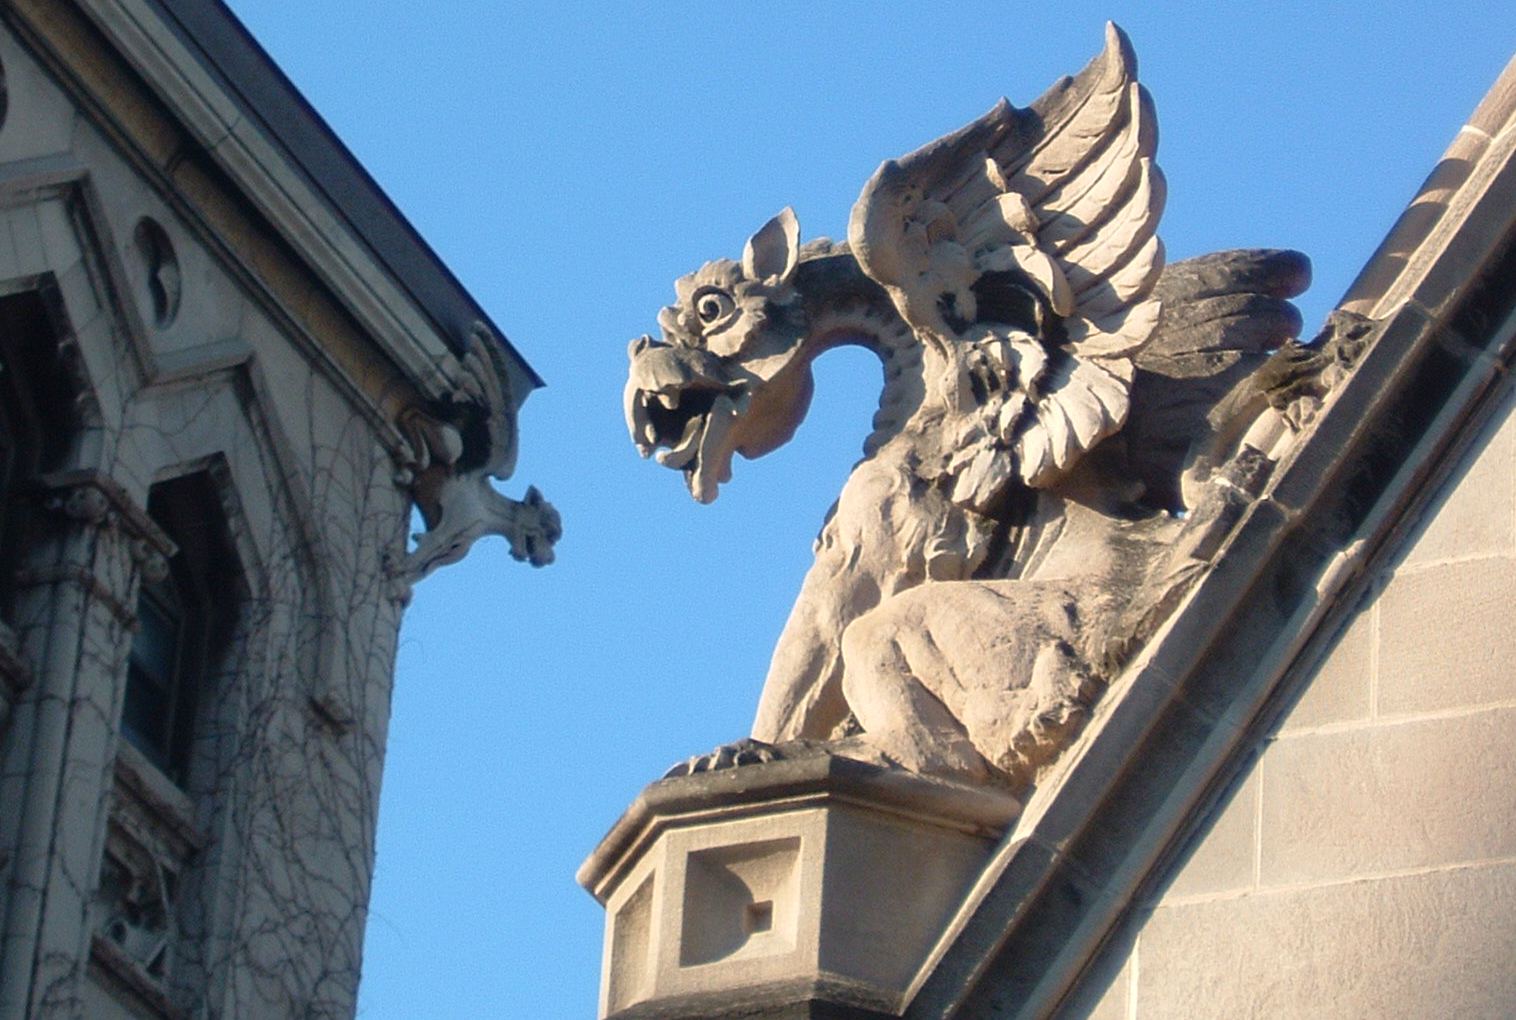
[64,0,541,407]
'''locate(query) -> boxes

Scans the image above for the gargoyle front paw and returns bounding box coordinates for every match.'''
[663,737,783,778]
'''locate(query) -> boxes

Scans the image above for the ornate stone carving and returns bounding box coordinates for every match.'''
[91,745,205,1001]
[397,323,560,582]
[25,470,178,625]
[625,26,1359,789]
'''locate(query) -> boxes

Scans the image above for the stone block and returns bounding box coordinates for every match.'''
[579,753,1018,1019]
[1158,767,1258,903]
[1135,862,1516,1019]
[1259,706,1516,887]
[1395,389,1516,568]
[8,203,48,278]
[1276,600,1373,733]
[1377,555,1516,715]
[35,197,82,272]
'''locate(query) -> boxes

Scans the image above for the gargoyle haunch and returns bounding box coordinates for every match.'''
[625,26,1357,789]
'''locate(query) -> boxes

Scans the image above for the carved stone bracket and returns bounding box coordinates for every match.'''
[19,470,178,627]
[393,323,560,584]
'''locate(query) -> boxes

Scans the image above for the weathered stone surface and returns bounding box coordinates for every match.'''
[0,7,549,1020]
[1080,974,1129,1020]
[1395,387,1516,568]
[1051,935,1132,1020]
[1158,768,1258,902]
[1377,554,1516,714]
[1275,599,1373,733]
[1260,707,1516,886]
[580,754,1018,1019]
[1138,862,1516,1019]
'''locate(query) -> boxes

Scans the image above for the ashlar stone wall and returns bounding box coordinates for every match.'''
[1067,372,1516,1018]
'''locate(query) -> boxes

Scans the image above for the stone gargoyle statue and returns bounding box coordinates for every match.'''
[625,25,1364,790]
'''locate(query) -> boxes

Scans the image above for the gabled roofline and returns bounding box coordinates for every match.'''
[902,50,1516,1020]
[68,0,543,403]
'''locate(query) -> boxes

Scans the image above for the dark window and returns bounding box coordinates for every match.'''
[0,290,80,617]
[121,473,238,782]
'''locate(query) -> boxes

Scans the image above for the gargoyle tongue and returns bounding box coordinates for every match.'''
[687,393,739,504]
[654,414,702,469]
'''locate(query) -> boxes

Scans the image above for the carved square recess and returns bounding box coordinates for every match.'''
[679,837,801,967]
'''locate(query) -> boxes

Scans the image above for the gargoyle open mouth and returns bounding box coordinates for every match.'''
[628,381,750,504]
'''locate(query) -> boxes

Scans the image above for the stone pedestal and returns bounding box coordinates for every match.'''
[578,752,1020,1020]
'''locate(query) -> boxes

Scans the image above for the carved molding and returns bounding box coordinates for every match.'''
[11,563,136,627]
[89,935,191,1020]
[90,742,205,1016]
[16,470,178,626]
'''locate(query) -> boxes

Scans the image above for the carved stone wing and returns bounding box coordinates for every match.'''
[847,24,1164,500]
[1125,249,1312,513]
[454,322,521,480]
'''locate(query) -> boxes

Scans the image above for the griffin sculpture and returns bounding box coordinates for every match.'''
[626,26,1357,790]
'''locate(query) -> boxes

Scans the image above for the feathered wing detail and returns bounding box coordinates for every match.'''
[456,323,522,479]
[1125,249,1312,512]
[846,23,1165,502]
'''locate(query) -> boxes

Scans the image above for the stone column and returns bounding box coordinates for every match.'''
[0,471,172,1020]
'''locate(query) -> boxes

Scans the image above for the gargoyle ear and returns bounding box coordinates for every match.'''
[743,207,800,284]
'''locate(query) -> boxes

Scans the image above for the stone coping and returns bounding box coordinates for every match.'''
[579,752,1021,903]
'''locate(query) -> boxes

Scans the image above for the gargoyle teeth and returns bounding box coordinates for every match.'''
[632,402,656,454]
[656,391,680,410]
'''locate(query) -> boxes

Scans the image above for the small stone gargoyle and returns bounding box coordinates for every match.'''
[399,324,560,584]
[625,25,1365,790]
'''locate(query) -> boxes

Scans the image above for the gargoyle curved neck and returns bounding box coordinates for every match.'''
[792,252,929,452]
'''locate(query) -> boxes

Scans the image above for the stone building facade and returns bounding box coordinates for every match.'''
[0,2,546,1019]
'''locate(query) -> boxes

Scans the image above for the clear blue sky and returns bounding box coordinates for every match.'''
[221,3,1515,1016]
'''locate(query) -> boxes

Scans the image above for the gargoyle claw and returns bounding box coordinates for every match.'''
[663,738,783,778]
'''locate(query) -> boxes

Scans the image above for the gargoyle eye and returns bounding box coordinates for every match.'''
[694,288,735,327]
